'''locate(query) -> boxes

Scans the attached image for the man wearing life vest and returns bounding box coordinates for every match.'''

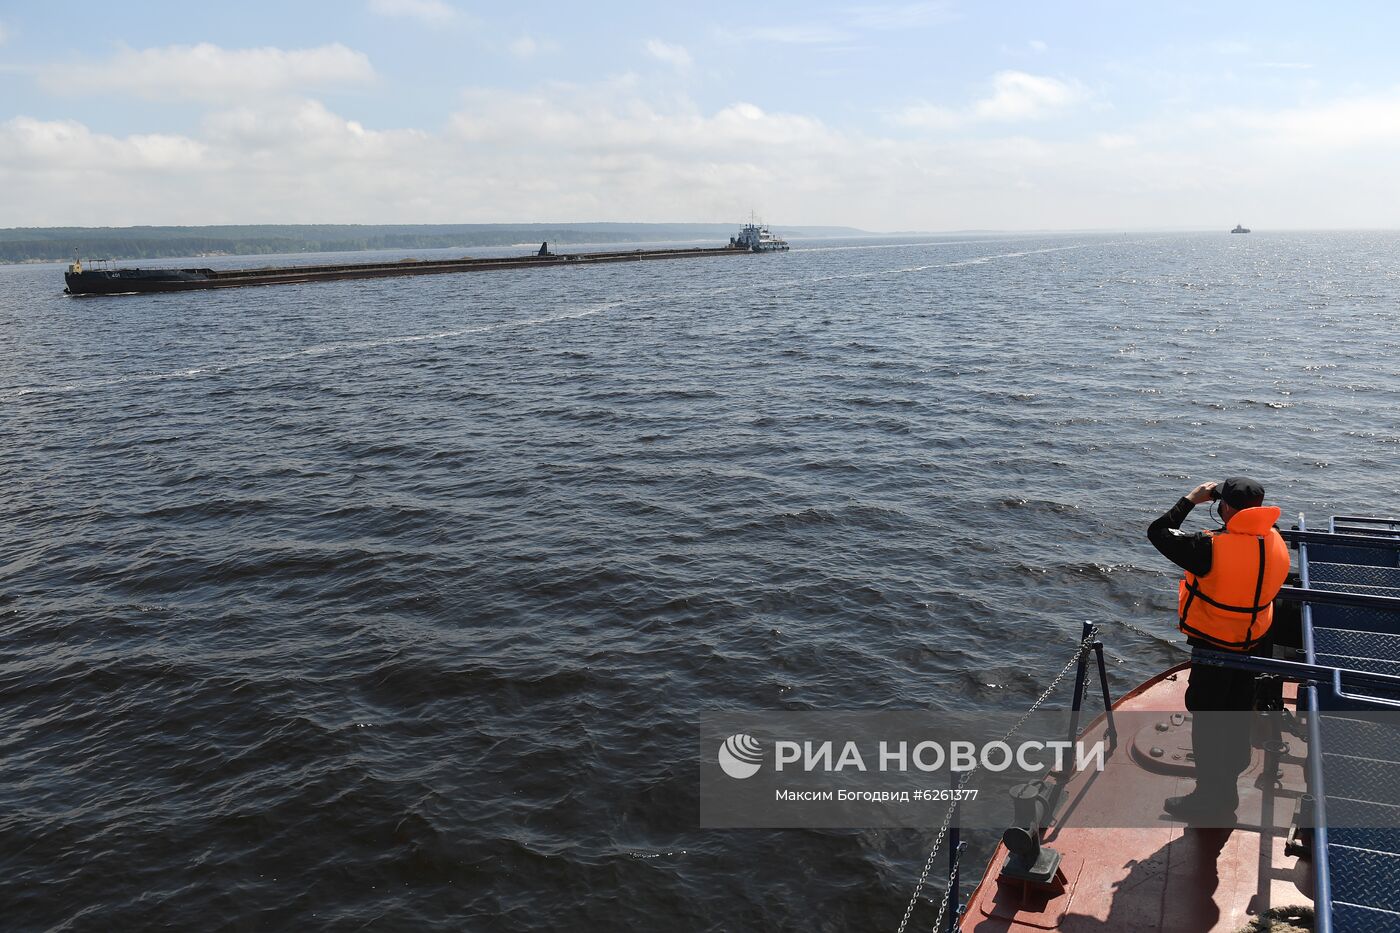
[1147,476,1291,822]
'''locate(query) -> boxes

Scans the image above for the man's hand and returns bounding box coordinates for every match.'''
[1187,482,1218,505]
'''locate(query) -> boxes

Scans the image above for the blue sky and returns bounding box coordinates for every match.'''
[3,1,1400,229]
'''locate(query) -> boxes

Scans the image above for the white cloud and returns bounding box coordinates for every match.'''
[367,0,456,23]
[439,88,910,224]
[721,25,851,45]
[849,2,953,29]
[10,81,1400,230]
[889,103,963,130]
[0,85,894,226]
[448,89,832,155]
[1228,91,1400,150]
[201,98,424,157]
[1095,133,1136,150]
[1029,39,1048,53]
[40,43,375,102]
[508,36,554,58]
[2,116,206,171]
[1209,39,1254,56]
[644,39,692,70]
[894,71,1082,128]
[723,4,949,45]
[973,71,1080,120]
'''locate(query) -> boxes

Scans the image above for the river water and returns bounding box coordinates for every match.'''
[3,232,1399,930]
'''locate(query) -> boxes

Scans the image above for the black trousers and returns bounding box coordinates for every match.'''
[1184,651,1257,807]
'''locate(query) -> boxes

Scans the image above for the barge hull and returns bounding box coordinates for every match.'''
[65,245,756,296]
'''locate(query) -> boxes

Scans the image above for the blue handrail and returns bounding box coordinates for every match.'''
[1331,515,1400,527]
[1276,585,1400,611]
[1303,682,1334,933]
[1299,515,1334,933]
[1278,528,1400,551]
[1188,649,1400,705]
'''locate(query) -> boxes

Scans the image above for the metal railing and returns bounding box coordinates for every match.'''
[1298,516,1334,933]
[1279,528,1400,552]
[897,622,1114,933]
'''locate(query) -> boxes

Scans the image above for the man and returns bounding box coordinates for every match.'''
[1147,476,1292,821]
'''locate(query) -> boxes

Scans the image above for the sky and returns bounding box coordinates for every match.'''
[3,1,1400,230]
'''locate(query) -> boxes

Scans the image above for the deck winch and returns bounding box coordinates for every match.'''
[997,780,1067,894]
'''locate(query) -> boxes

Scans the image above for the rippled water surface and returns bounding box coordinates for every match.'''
[3,232,1400,930]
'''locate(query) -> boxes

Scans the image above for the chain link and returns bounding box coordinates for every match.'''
[894,783,961,933]
[1104,615,1185,647]
[929,846,960,933]
[896,627,1100,933]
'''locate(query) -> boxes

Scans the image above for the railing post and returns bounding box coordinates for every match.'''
[1065,620,1095,742]
[1296,514,1333,933]
[1092,640,1117,746]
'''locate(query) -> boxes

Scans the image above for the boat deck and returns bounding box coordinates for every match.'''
[960,666,1312,933]
[958,512,1400,933]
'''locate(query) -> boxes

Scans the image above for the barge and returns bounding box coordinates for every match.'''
[64,228,787,297]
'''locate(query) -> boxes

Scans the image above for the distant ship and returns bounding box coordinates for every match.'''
[730,222,789,252]
[1231,224,1251,234]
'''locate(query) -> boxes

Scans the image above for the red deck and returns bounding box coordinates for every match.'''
[960,663,1314,933]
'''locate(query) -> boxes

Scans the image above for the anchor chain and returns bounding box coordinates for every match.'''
[1104,615,1184,647]
[929,845,961,933]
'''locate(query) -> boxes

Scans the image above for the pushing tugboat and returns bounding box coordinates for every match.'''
[63,223,790,296]
[729,221,789,252]
[900,499,1400,933]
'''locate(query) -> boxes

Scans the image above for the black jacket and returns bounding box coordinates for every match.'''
[1147,497,1214,577]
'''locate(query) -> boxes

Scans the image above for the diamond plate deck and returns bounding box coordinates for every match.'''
[1322,754,1400,808]
[1308,542,1400,568]
[1310,602,1400,635]
[1314,627,1400,661]
[1330,901,1400,933]
[1310,561,1400,591]
[1328,844,1400,914]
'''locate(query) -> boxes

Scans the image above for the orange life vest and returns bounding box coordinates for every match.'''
[1177,505,1291,651]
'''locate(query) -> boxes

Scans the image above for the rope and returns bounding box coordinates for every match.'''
[896,628,1100,933]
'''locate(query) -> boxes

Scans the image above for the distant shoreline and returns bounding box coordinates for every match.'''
[0,222,868,266]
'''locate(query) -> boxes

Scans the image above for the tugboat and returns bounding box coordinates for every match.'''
[729,221,790,252]
[1231,224,1251,234]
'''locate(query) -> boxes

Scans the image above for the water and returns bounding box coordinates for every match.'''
[2,231,1399,930]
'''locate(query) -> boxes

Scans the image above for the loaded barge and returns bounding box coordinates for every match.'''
[64,223,790,297]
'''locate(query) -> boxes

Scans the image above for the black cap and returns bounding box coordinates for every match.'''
[1220,476,1265,509]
